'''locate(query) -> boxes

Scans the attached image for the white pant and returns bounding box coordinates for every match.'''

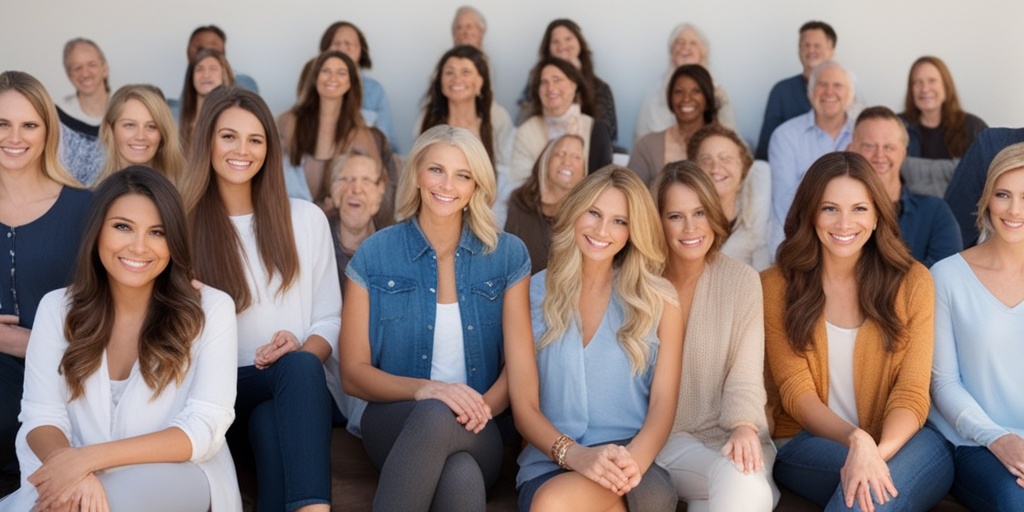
[99,462,211,512]
[656,431,780,512]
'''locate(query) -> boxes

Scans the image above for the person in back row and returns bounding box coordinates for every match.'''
[452,6,486,49]
[184,25,258,92]
[56,38,110,185]
[756,21,836,160]
[849,106,961,267]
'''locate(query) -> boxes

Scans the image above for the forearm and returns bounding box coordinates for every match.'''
[301,334,332,364]
[0,325,30,358]
[26,425,71,463]
[626,397,675,471]
[342,361,430,403]
[876,408,921,461]
[793,391,861,446]
[481,367,509,416]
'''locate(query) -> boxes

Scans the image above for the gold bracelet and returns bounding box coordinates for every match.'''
[550,434,571,461]
[556,438,575,470]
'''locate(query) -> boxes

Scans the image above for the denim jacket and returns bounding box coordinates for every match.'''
[346,218,530,394]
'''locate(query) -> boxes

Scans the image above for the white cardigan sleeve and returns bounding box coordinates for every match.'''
[299,202,342,352]
[19,290,74,442]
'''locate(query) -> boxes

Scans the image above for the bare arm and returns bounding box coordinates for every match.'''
[0,315,30,358]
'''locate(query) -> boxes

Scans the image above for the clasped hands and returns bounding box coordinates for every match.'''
[254,330,301,369]
[28,447,109,512]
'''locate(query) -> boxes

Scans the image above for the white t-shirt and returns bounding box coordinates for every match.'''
[430,302,467,384]
[827,321,859,427]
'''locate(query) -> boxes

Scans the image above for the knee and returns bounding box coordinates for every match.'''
[409,399,460,431]
[710,466,775,510]
[530,481,569,512]
[438,452,485,491]
[273,351,327,387]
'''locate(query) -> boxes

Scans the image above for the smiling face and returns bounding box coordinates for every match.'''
[987,168,1024,244]
[544,136,586,195]
[193,56,225,97]
[811,66,851,122]
[538,65,577,117]
[113,99,161,167]
[316,57,351,101]
[671,74,706,126]
[850,118,906,199]
[670,28,705,67]
[0,91,46,173]
[416,143,476,222]
[329,26,362,65]
[65,43,108,96]
[815,176,877,262]
[549,26,581,64]
[574,186,630,264]
[441,57,483,104]
[799,28,835,74]
[695,135,744,200]
[661,183,713,264]
[453,11,484,48]
[330,154,385,230]
[99,193,170,296]
[210,106,267,194]
[911,62,946,118]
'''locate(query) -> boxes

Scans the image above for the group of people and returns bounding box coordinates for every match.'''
[0,8,1021,512]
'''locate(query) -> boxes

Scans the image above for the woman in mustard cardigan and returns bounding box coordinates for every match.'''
[763,152,953,512]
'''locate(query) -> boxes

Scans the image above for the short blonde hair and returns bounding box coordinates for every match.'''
[395,125,499,251]
[978,142,1024,243]
[97,84,185,187]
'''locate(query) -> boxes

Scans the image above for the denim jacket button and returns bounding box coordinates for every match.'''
[421,354,428,360]
[387,280,395,287]
[467,325,474,331]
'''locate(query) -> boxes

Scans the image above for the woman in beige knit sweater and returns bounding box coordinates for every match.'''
[651,161,779,511]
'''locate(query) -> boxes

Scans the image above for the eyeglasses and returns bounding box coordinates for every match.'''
[696,154,739,169]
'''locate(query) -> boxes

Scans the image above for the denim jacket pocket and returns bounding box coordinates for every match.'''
[369,276,418,321]
[470,276,507,326]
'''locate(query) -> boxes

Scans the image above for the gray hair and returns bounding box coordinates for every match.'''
[807,60,856,106]
[667,23,709,67]
[452,6,486,34]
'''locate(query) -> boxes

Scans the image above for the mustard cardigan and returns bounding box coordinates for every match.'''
[761,263,934,440]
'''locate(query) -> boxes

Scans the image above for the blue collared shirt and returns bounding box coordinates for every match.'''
[768,109,855,253]
[345,217,530,394]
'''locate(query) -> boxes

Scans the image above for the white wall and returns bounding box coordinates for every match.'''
[3,0,1021,153]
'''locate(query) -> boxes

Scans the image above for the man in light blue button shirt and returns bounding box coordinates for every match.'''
[768,60,856,256]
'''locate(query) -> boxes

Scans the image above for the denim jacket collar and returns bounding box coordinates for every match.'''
[405,215,484,261]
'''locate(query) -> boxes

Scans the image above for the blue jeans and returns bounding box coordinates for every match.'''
[229,351,332,512]
[951,445,1024,512]
[774,426,953,511]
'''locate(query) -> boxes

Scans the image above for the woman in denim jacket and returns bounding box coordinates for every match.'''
[340,125,531,511]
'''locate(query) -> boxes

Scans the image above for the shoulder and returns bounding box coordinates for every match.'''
[900,262,935,300]
[495,230,529,257]
[963,113,987,130]
[634,131,663,152]
[490,104,513,127]
[770,113,807,141]
[710,254,761,289]
[759,266,787,297]
[362,75,383,93]
[289,198,328,224]
[929,253,965,284]
[38,288,72,316]
[199,286,236,317]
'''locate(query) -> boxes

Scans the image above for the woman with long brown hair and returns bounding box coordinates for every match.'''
[176,48,235,150]
[0,167,240,511]
[181,86,340,512]
[764,152,953,511]
[0,71,92,494]
[900,56,987,159]
[279,50,380,208]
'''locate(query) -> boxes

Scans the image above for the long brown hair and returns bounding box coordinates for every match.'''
[180,86,298,312]
[61,167,204,400]
[776,152,913,352]
[179,48,235,149]
[902,56,970,158]
[526,57,595,118]
[652,160,730,261]
[538,19,600,115]
[420,45,496,166]
[287,51,365,167]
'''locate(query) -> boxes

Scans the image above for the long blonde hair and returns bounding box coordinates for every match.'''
[0,71,81,187]
[539,166,676,374]
[97,84,186,187]
[977,142,1024,243]
[395,124,499,252]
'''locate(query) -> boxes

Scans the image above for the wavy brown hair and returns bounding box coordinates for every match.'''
[420,45,496,166]
[776,152,913,352]
[61,167,204,401]
[287,51,365,168]
[179,48,235,149]
[180,86,298,312]
[902,56,971,158]
[538,19,600,114]
[319,21,372,68]
[526,56,594,119]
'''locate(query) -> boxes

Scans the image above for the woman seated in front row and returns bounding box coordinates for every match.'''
[340,125,531,511]
[764,152,953,511]
[510,166,683,512]
[929,142,1024,512]
[0,167,240,511]
[652,161,779,510]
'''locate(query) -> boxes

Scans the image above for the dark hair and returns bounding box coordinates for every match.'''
[686,124,754,181]
[652,160,730,261]
[318,21,372,69]
[527,56,594,118]
[190,25,226,44]
[776,152,913,352]
[799,21,837,46]
[62,166,204,400]
[179,48,236,149]
[288,51,365,168]
[180,86,299,312]
[666,64,717,125]
[420,45,495,166]
[854,105,910,145]
[539,19,595,85]
[901,56,971,158]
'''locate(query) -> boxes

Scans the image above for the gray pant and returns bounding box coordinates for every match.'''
[362,399,503,512]
[98,462,211,512]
